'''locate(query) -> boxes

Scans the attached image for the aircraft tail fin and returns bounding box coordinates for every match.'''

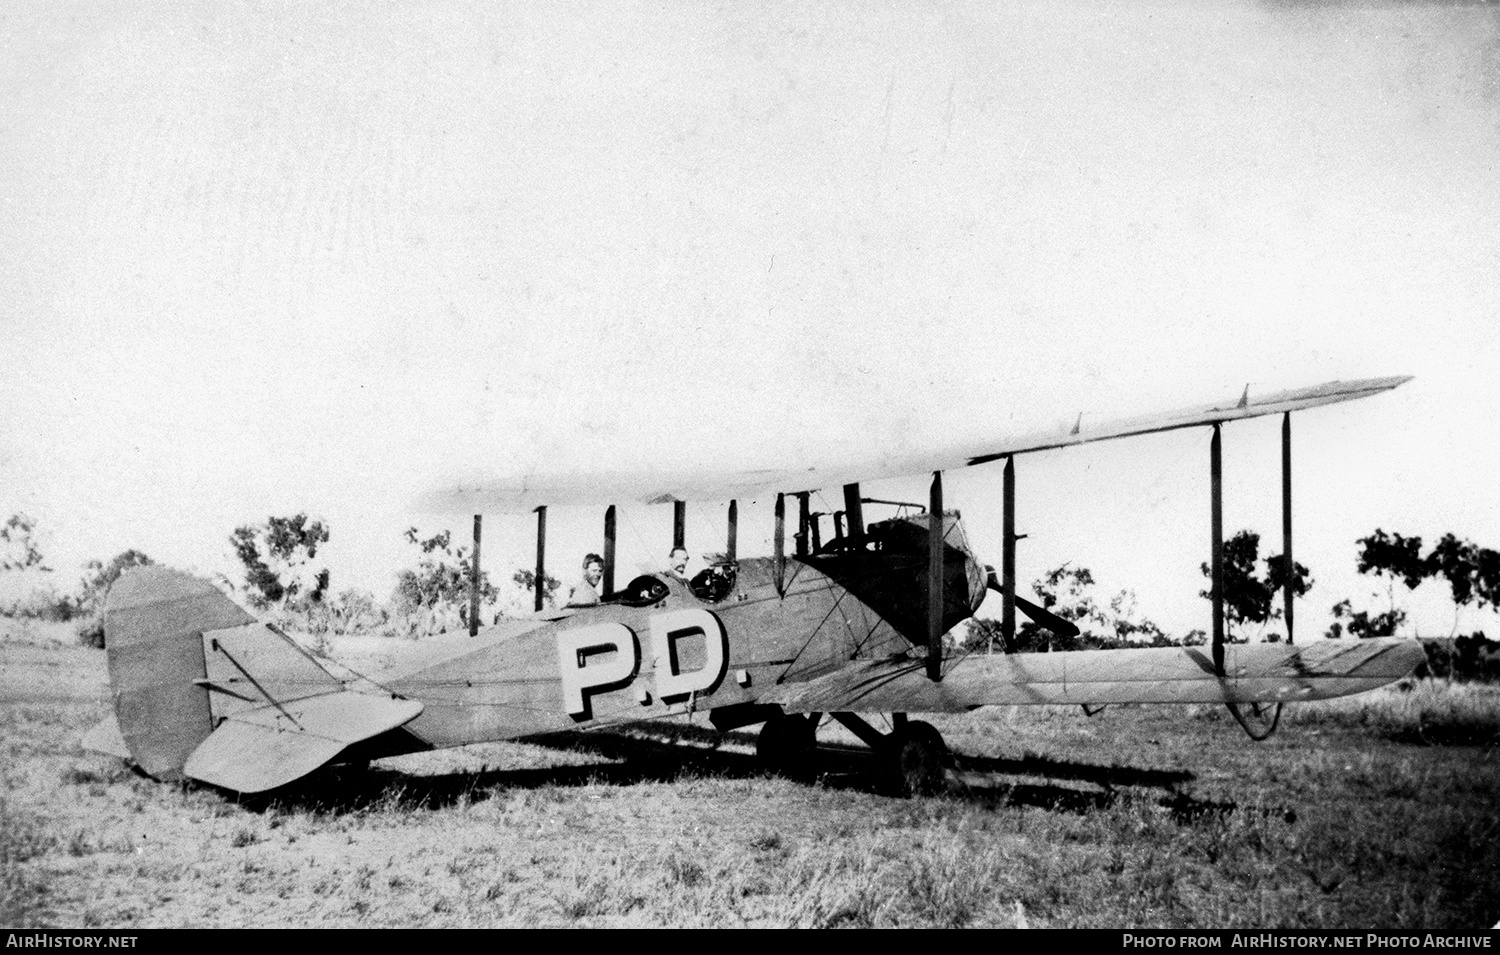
[97,567,424,792]
[102,567,257,780]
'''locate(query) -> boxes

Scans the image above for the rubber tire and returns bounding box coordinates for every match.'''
[886,720,949,797]
[757,713,817,780]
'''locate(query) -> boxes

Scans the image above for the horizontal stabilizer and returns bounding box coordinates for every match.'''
[761,639,1426,713]
[201,622,344,719]
[183,691,423,793]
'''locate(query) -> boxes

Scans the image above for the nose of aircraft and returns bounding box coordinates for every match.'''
[964,553,988,615]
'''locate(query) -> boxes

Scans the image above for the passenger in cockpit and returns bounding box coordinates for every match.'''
[666,547,691,582]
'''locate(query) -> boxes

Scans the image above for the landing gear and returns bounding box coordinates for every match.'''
[758,711,953,795]
[885,720,949,797]
[757,713,817,779]
[1227,702,1283,741]
[827,712,952,797]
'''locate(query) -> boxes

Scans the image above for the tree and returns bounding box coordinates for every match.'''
[1356,529,1427,590]
[1326,528,1425,638]
[968,565,1171,652]
[1,514,49,572]
[1422,533,1500,635]
[1108,589,1168,645]
[512,569,560,610]
[1326,598,1405,640]
[71,549,155,647]
[79,550,154,615]
[1329,529,1489,638]
[1200,530,1311,642]
[1326,529,1500,638]
[963,616,1006,652]
[229,514,330,609]
[1014,563,1108,651]
[1265,552,1315,613]
[1,514,78,622]
[393,527,496,625]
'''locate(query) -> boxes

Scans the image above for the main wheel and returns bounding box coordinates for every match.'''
[757,713,817,779]
[886,720,949,797]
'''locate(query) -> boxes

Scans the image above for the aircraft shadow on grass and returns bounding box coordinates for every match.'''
[233,718,1252,824]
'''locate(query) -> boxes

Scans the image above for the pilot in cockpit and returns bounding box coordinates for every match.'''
[564,553,606,608]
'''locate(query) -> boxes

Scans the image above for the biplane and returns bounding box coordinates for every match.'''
[84,377,1425,797]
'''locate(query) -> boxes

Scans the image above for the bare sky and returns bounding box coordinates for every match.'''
[3,1,1498,636]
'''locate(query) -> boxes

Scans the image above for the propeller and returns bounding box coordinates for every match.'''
[984,567,1080,642]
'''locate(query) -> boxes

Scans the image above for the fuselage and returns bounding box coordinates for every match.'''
[384,513,987,749]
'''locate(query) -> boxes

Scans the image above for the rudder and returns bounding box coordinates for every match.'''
[104,567,255,780]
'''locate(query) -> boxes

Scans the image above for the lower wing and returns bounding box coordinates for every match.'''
[760,639,1424,713]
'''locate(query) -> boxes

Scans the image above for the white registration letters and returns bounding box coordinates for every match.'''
[557,610,729,718]
[555,623,638,718]
[650,608,729,702]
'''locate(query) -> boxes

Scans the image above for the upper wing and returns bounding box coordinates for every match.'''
[416,376,1410,514]
[758,638,1426,712]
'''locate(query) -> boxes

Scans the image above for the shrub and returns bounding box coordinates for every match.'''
[1417,634,1500,683]
[2,586,81,623]
[286,589,389,640]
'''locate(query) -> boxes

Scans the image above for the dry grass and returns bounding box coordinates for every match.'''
[2,628,1497,928]
[1284,678,1500,747]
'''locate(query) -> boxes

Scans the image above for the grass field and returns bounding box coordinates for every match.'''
[2,618,1496,928]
